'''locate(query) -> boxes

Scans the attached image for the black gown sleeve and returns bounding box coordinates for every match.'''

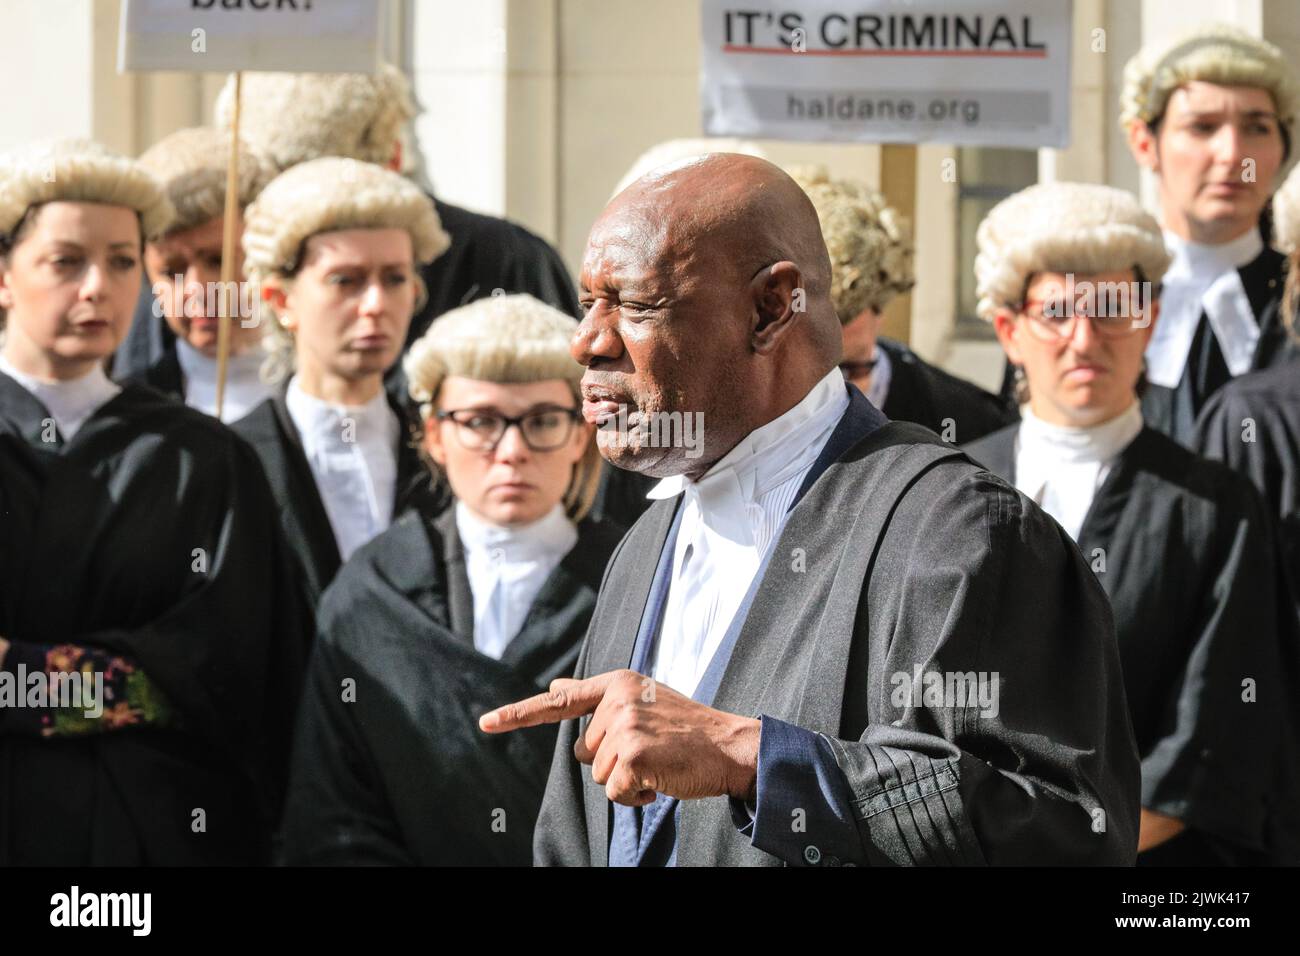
[820,468,1141,865]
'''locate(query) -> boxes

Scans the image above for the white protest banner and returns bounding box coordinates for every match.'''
[118,0,382,74]
[700,0,1073,149]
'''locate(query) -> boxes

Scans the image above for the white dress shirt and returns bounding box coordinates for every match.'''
[456,501,579,660]
[175,338,275,423]
[1014,402,1144,541]
[1146,228,1263,387]
[866,344,893,410]
[285,376,400,562]
[646,367,851,697]
[0,354,121,441]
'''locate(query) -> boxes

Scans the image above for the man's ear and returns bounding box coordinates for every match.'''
[423,415,447,466]
[749,261,805,354]
[388,140,403,173]
[1127,119,1161,173]
[992,308,1024,366]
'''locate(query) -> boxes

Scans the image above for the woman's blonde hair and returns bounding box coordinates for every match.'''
[404,293,601,522]
[1273,163,1300,336]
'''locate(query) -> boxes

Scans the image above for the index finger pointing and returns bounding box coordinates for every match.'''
[479,671,621,733]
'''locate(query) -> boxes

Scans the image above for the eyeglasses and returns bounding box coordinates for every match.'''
[435,406,580,452]
[1019,299,1149,342]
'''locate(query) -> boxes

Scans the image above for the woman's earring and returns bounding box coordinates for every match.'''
[1013,364,1030,405]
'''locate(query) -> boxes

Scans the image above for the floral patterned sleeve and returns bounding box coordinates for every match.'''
[0,640,176,737]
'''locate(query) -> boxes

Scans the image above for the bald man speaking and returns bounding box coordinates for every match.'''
[481,155,1140,866]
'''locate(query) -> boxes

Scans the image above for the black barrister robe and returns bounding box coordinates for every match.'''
[877,337,1016,443]
[233,388,448,609]
[279,506,624,865]
[534,388,1141,865]
[1194,362,1300,862]
[0,375,308,864]
[965,423,1288,864]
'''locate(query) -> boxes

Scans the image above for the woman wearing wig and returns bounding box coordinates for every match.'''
[233,157,449,607]
[964,182,1288,865]
[0,139,307,864]
[280,293,624,865]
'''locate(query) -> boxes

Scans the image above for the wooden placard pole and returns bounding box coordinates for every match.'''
[878,143,918,346]
[214,71,242,422]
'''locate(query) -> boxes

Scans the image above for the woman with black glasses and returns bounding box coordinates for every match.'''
[964,182,1289,865]
[280,293,623,865]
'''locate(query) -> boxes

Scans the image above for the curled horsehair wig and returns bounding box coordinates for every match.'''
[975,182,1171,323]
[0,138,173,243]
[1120,23,1297,169]
[215,64,416,175]
[137,126,275,239]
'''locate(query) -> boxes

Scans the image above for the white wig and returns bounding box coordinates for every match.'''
[1120,23,1298,131]
[403,293,599,521]
[405,293,583,410]
[1275,162,1300,255]
[241,157,448,286]
[0,138,173,241]
[787,164,914,323]
[137,127,276,239]
[975,182,1171,322]
[611,138,768,199]
[215,64,415,174]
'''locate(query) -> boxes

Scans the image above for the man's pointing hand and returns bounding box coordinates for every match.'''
[480,669,760,807]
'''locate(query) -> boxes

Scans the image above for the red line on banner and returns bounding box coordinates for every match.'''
[722,45,1048,58]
